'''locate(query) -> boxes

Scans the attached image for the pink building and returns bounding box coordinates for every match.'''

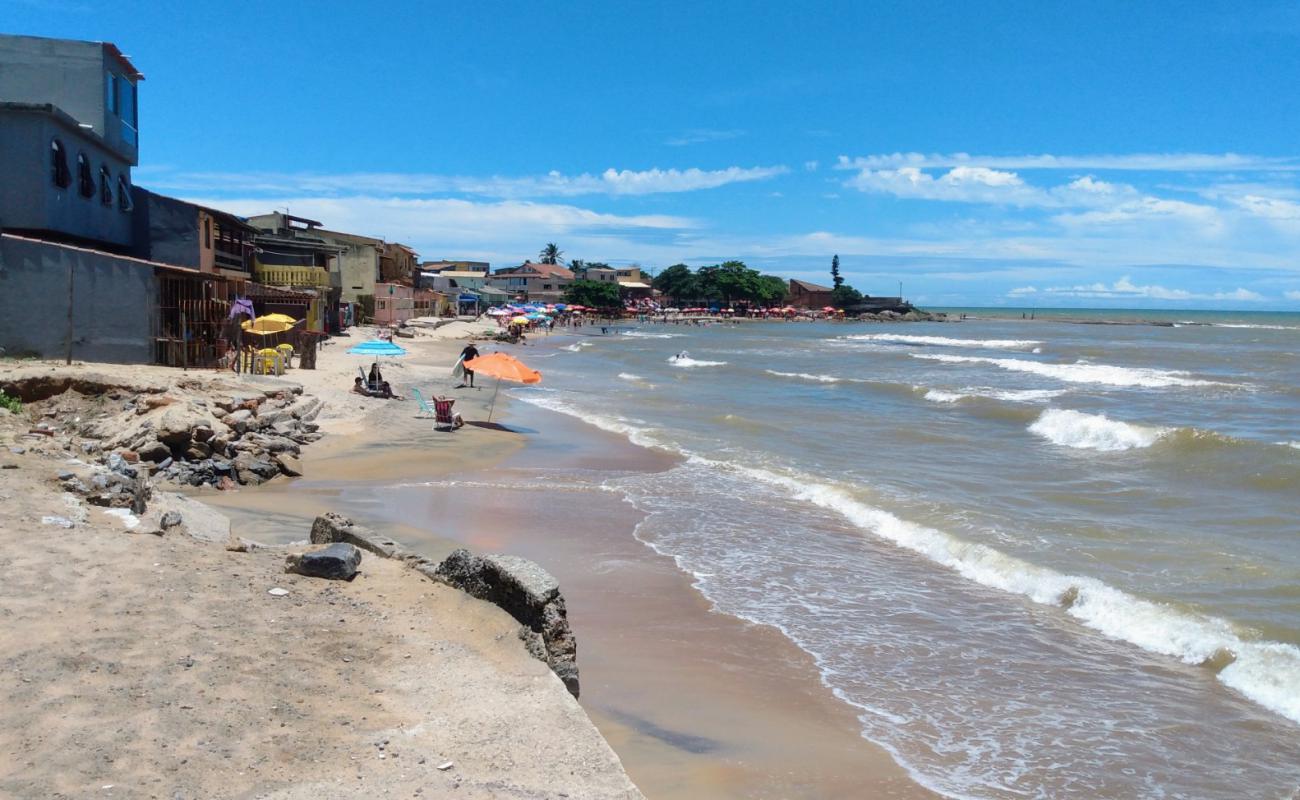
[374,282,414,325]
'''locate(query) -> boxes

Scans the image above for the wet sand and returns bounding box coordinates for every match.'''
[207,383,935,799]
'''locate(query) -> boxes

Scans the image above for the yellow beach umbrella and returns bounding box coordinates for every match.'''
[510,315,530,325]
[242,316,294,334]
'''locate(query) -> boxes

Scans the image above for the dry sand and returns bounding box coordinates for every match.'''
[0,328,643,799]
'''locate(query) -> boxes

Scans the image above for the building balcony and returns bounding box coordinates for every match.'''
[254,264,330,289]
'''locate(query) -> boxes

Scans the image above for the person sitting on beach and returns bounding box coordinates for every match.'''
[368,361,384,387]
[352,377,369,395]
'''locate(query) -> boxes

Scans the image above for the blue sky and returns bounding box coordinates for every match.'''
[11,0,1300,307]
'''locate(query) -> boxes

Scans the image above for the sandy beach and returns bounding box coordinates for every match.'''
[1,320,936,798]
[0,325,642,799]
[193,324,938,799]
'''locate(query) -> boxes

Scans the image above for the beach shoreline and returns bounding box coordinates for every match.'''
[195,325,939,798]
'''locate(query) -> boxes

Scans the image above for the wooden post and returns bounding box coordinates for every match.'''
[180,311,188,370]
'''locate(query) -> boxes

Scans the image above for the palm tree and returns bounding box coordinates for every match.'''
[539,243,564,265]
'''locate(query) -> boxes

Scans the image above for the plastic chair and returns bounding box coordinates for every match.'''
[276,343,295,369]
[412,387,436,418]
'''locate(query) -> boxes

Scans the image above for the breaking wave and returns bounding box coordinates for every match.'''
[842,334,1043,350]
[668,356,727,368]
[617,372,645,382]
[1029,409,1170,451]
[912,353,1230,388]
[765,369,844,383]
[513,389,1300,727]
[621,330,684,339]
[924,387,1067,404]
[562,342,593,352]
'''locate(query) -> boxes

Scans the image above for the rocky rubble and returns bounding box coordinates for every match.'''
[2,371,324,491]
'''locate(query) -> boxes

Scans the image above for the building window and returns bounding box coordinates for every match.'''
[204,218,212,249]
[117,175,133,211]
[99,165,113,205]
[77,154,94,198]
[51,139,70,188]
[543,284,552,290]
[106,73,118,115]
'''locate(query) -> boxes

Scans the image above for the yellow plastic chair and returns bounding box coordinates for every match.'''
[255,348,280,375]
[275,343,295,369]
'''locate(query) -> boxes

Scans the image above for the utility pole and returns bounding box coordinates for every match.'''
[898,280,903,301]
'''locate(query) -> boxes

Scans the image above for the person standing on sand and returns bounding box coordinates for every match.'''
[460,342,480,388]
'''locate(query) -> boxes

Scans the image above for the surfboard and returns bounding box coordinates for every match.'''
[451,355,466,381]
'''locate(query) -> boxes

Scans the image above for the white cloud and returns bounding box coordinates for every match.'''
[836,152,1300,172]
[1008,286,1038,296]
[664,129,745,146]
[847,166,1049,206]
[804,160,820,171]
[148,165,787,199]
[1030,276,1264,302]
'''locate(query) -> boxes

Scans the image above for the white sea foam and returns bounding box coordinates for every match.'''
[1283,441,1300,450]
[618,372,645,382]
[621,330,683,339]
[923,389,966,403]
[1213,323,1299,331]
[517,389,1300,727]
[843,334,1042,350]
[912,353,1227,388]
[1029,409,1170,451]
[765,369,842,383]
[923,387,1065,404]
[668,356,727,368]
[562,342,592,352]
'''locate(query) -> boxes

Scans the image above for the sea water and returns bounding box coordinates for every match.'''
[512,315,1300,799]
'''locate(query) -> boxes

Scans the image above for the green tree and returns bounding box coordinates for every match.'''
[652,263,698,303]
[755,275,789,305]
[539,243,564,265]
[831,284,863,308]
[831,254,843,288]
[563,279,621,308]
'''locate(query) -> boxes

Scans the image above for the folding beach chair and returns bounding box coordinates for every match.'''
[433,397,460,431]
[412,387,436,418]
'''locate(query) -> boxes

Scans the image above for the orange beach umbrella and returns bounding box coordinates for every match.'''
[463,352,542,421]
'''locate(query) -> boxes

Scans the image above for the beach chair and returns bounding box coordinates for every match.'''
[433,397,459,431]
[412,387,436,418]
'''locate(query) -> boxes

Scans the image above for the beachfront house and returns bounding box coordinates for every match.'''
[488,261,575,303]
[380,242,419,283]
[130,188,257,278]
[789,279,834,309]
[420,259,490,274]
[0,34,141,250]
[244,213,347,332]
[616,266,653,299]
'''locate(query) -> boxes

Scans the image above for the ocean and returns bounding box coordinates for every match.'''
[506,313,1300,799]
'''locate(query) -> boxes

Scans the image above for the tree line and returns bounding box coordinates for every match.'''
[651,262,790,306]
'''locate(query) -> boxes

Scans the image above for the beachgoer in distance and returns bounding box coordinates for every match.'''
[460,342,480,388]
[352,377,368,395]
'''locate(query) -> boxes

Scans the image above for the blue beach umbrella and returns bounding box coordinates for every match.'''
[347,340,408,357]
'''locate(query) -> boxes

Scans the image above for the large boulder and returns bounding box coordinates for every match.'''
[285,543,361,580]
[157,405,212,447]
[434,548,580,697]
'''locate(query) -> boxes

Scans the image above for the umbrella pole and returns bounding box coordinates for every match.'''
[487,378,501,422]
